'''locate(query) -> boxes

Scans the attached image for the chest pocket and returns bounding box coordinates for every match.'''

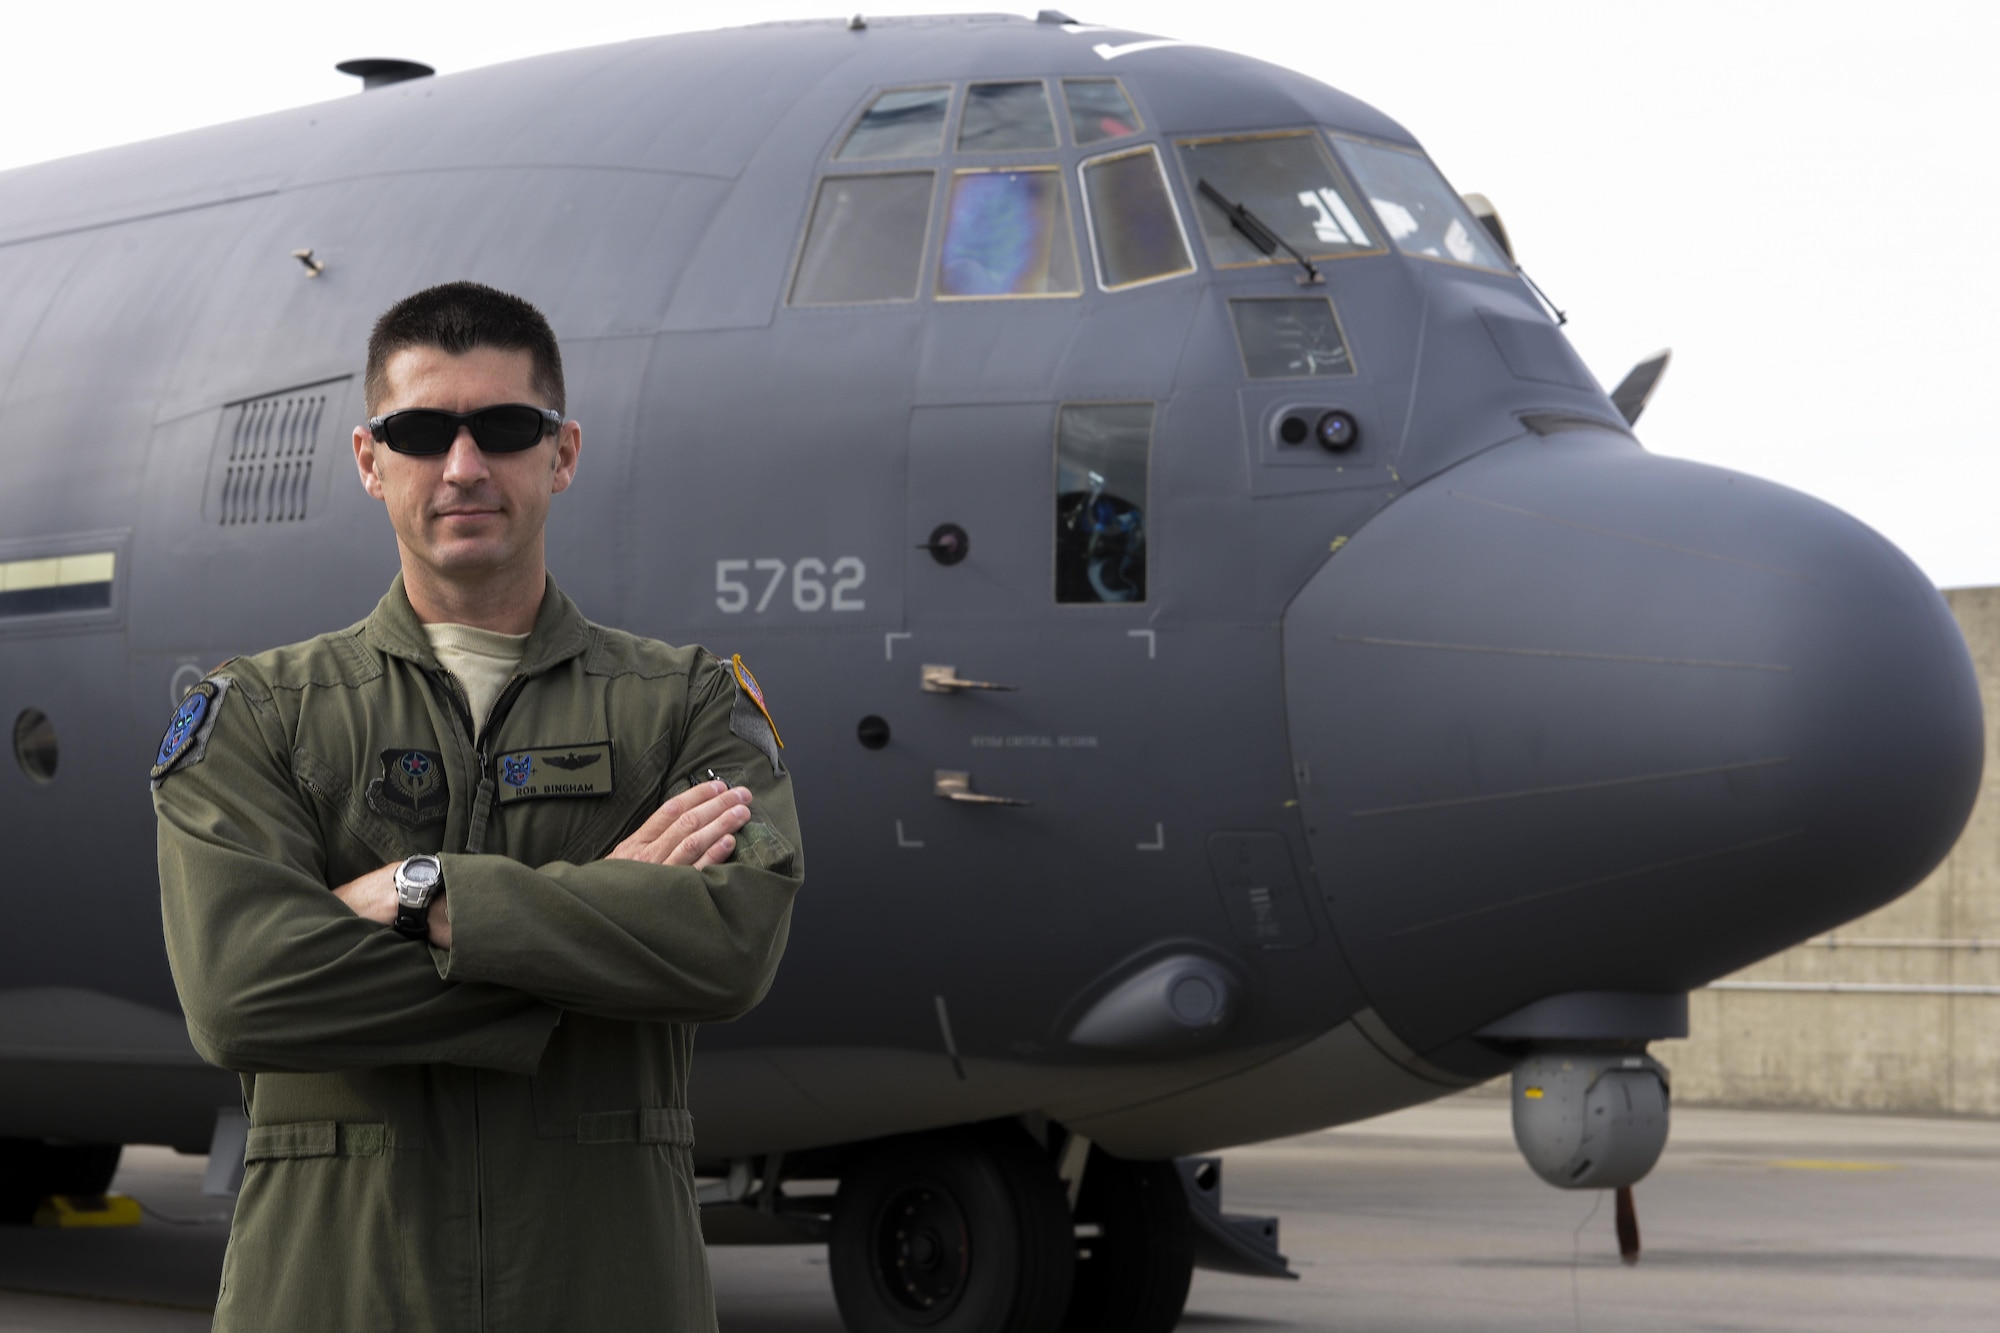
[292,746,437,876]
[511,727,683,864]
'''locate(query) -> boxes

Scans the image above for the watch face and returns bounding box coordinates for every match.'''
[401,857,441,891]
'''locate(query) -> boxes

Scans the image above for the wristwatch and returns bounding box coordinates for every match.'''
[391,854,444,941]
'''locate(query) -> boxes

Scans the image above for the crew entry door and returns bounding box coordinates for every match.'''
[898,399,1156,831]
[900,402,1053,825]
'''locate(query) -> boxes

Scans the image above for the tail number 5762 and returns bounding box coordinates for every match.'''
[716,558,866,614]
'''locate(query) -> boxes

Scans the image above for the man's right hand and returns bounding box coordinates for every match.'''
[608,779,754,868]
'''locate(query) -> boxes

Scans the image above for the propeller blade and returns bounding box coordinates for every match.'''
[1615,1185,1641,1265]
[1459,192,1513,263]
[1609,349,1672,426]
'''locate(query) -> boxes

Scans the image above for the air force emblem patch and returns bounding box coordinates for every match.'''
[150,678,231,788]
[366,749,449,828]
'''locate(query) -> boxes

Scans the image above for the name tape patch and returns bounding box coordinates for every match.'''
[494,741,615,804]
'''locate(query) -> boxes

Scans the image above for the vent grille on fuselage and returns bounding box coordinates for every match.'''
[216,392,326,526]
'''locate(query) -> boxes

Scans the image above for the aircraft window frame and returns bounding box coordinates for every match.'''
[1054,401,1154,606]
[1325,132,1513,275]
[936,166,1083,301]
[786,170,940,307]
[834,85,955,162]
[0,539,123,634]
[1228,296,1359,380]
[956,80,1061,154]
[1061,78,1143,147]
[1077,144,1198,293]
[1173,129,1385,270]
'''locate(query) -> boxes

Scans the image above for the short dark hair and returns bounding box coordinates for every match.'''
[364,281,565,415]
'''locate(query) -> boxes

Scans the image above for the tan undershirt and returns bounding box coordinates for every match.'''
[424,623,530,733]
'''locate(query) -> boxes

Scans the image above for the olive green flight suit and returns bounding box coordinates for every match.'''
[154,576,803,1332]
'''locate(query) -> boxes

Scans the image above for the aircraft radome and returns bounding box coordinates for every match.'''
[0,13,1979,1332]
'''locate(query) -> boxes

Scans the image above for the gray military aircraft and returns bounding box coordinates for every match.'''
[0,12,1981,1332]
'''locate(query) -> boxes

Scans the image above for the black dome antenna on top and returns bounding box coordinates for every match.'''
[336,59,435,91]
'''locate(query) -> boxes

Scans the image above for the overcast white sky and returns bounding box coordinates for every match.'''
[5,2,1996,585]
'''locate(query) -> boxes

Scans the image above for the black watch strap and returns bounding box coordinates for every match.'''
[392,898,433,941]
[391,855,442,942]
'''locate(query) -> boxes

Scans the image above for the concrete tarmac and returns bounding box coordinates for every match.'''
[4,1090,1997,1331]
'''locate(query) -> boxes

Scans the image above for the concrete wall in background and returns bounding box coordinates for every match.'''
[1655,586,2000,1115]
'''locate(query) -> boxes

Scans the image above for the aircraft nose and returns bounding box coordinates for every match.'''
[1284,430,1983,1055]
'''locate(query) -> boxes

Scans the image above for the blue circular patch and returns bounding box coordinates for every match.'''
[153,685,213,777]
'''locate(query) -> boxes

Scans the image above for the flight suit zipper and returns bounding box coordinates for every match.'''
[425,665,532,1332]
[429,670,532,855]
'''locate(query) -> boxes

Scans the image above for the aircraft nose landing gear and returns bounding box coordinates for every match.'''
[1060,1147,1196,1333]
[829,1124,1225,1333]
[832,1125,1075,1332]
[878,1184,970,1315]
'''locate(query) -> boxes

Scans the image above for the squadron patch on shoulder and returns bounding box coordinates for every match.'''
[732,655,782,747]
[365,749,449,829]
[150,678,231,788]
[729,654,786,776]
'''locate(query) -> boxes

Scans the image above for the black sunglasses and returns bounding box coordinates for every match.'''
[366,404,564,456]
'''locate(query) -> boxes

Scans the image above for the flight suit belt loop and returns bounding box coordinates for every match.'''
[574,1107,695,1146]
[243,1120,398,1163]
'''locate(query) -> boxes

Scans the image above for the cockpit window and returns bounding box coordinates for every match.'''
[1056,404,1152,604]
[836,87,952,160]
[789,172,936,305]
[1062,79,1141,146]
[959,82,1059,152]
[938,168,1081,298]
[1175,133,1377,267]
[1078,146,1195,291]
[1230,297,1354,379]
[1329,136,1510,271]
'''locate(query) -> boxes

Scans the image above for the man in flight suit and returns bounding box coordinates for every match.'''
[153,281,803,1331]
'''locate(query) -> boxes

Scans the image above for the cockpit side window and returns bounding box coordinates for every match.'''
[959,82,1059,152]
[1078,146,1196,291]
[1229,297,1355,379]
[1056,404,1152,604]
[1328,135,1510,272]
[836,87,952,161]
[938,168,1081,298]
[1175,133,1378,267]
[789,172,937,306]
[1062,79,1141,146]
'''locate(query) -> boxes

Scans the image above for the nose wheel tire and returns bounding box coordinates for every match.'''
[831,1126,1076,1333]
[1060,1149,1195,1333]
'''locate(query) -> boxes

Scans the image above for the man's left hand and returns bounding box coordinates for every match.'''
[333,865,453,949]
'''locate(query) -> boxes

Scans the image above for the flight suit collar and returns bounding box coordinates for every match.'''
[362,573,593,680]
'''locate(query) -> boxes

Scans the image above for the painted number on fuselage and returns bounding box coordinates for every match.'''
[716,558,866,614]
